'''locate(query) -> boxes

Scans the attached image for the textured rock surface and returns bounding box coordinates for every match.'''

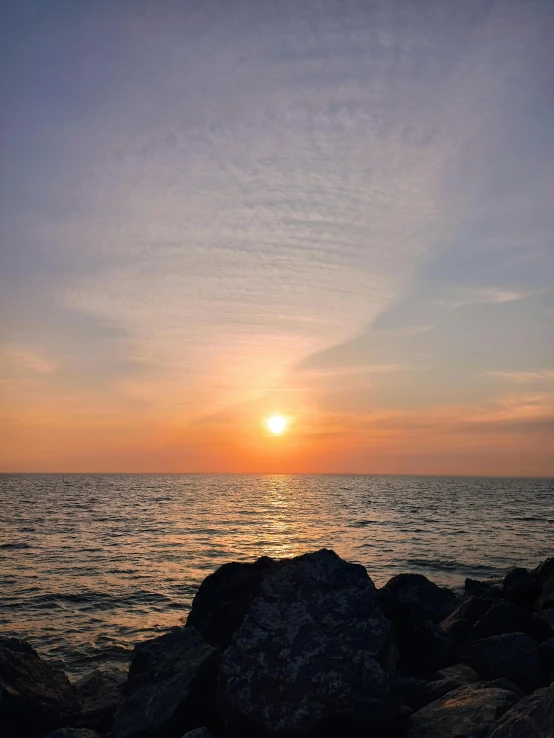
[537,573,554,611]
[73,668,126,732]
[0,637,80,738]
[463,632,540,690]
[107,628,219,738]
[218,549,396,736]
[488,685,554,737]
[440,596,494,643]
[378,573,457,625]
[179,729,214,738]
[470,600,551,642]
[185,556,275,648]
[407,684,517,738]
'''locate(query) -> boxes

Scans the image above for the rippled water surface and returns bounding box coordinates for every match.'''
[0,474,552,677]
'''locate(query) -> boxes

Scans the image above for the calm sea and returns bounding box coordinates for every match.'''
[0,474,552,677]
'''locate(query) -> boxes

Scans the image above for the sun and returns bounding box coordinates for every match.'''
[267,415,287,434]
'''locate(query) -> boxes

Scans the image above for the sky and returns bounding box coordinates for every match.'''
[1,0,553,475]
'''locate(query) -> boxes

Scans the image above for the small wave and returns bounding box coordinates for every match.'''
[0,542,31,550]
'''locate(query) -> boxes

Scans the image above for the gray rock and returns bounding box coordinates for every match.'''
[43,728,100,738]
[378,573,457,625]
[0,637,80,738]
[179,729,214,738]
[73,668,126,732]
[218,548,396,736]
[395,665,479,712]
[397,620,459,675]
[440,596,495,643]
[463,632,540,690]
[185,555,275,649]
[488,685,554,737]
[107,628,219,738]
[407,684,517,738]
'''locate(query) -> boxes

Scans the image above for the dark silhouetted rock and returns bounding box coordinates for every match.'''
[41,730,99,738]
[535,608,554,629]
[537,573,554,611]
[73,668,126,733]
[539,637,554,684]
[0,637,80,738]
[218,549,396,737]
[478,678,525,700]
[503,568,542,608]
[464,578,503,600]
[185,556,275,649]
[396,665,479,712]
[535,557,554,582]
[407,684,517,738]
[107,628,219,738]
[463,632,540,690]
[488,685,554,737]
[179,729,214,738]
[470,600,552,642]
[440,596,494,643]
[378,573,457,626]
[397,620,459,675]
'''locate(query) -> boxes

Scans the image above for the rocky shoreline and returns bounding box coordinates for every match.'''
[1,549,553,738]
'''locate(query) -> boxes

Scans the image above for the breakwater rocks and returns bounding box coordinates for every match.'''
[1,549,554,738]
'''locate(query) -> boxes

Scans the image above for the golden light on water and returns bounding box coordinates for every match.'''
[267,415,287,434]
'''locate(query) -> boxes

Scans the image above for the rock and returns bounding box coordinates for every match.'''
[537,573,554,611]
[503,568,542,609]
[464,578,503,600]
[535,557,554,582]
[40,731,99,738]
[477,678,525,700]
[378,573,457,625]
[395,665,479,712]
[397,620,459,676]
[407,684,517,738]
[440,596,494,643]
[73,668,125,732]
[463,632,540,690]
[107,628,219,738]
[539,638,554,684]
[535,608,554,629]
[0,637,80,738]
[185,555,275,649]
[488,685,554,737]
[179,730,214,738]
[470,600,552,642]
[218,548,396,737]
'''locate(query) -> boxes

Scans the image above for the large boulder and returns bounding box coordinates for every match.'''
[503,568,542,609]
[107,628,219,738]
[470,600,552,642]
[73,668,126,733]
[0,637,80,738]
[537,573,554,611]
[488,685,554,737]
[185,556,275,648]
[218,549,396,737]
[463,632,540,690]
[378,573,457,625]
[407,684,517,738]
[395,665,479,712]
[440,597,494,643]
[535,557,554,582]
[539,638,554,684]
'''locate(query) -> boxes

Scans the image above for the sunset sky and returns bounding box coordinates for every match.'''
[1,0,553,475]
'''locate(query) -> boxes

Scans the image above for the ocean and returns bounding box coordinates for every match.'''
[0,473,552,678]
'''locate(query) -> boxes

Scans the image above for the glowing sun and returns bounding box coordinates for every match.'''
[267,415,287,434]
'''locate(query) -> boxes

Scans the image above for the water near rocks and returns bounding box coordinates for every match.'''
[0,474,552,677]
